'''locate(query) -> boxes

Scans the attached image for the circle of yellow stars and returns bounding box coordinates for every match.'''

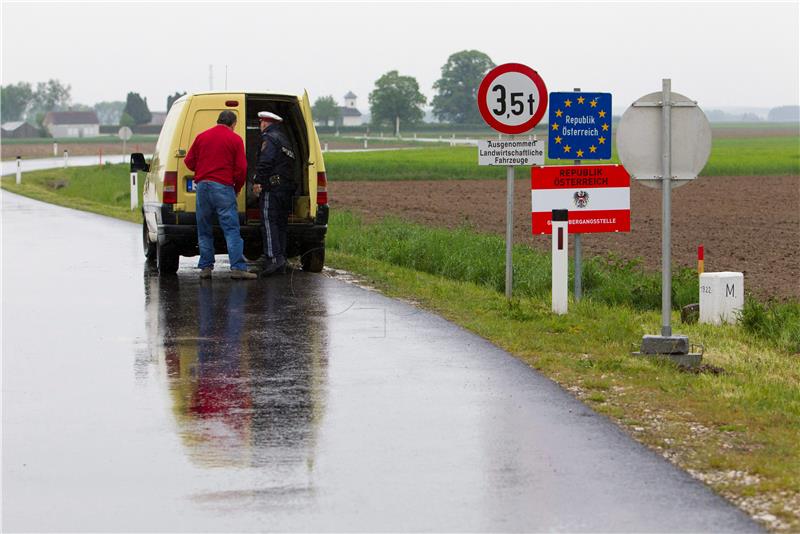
[551,96,609,158]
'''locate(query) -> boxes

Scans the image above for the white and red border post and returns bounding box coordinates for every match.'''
[130,171,138,211]
[551,209,569,314]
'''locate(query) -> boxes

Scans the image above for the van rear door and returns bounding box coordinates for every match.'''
[300,91,324,219]
[177,99,245,214]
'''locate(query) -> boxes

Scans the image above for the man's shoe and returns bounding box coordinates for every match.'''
[199,267,213,279]
[231,269,258,280]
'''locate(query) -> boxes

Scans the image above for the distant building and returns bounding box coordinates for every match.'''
[43,111,100,138]
[1,121,41,139]
[338,91,363,127]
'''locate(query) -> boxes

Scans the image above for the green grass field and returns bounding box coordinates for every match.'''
[324,136,799,181]
[1,134,158,145]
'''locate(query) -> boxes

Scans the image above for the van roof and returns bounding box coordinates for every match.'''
[190,90,300,98]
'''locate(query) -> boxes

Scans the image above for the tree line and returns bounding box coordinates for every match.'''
[0,81,186,130]
[313,49,495,132]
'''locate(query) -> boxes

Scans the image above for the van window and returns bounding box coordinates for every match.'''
[155,100,186,166]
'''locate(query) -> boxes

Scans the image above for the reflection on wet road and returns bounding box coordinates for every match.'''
[2,192,760,532]
[146,274,328,477]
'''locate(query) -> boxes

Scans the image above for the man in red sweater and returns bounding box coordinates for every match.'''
[185,110,257,279]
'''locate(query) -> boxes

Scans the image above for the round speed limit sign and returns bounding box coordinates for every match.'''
[478,63,548,134]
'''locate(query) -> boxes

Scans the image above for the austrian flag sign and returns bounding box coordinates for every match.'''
[531,165,631,234]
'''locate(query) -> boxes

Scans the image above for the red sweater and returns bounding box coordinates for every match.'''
[184,124,247,193]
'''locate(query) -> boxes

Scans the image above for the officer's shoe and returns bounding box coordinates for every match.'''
[246,255,267,265]
[260,257,287,276]
[231,268,258,280]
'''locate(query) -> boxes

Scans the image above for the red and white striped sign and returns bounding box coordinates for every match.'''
[531,165,630,234]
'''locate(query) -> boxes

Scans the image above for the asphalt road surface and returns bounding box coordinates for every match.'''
[1,154,129,176]
[2,192,760,532]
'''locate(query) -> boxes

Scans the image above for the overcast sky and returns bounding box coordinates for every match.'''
[2,1,798,113]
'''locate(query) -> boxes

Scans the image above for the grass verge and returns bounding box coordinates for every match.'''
[1,163,143,223]
[328,211,799,353]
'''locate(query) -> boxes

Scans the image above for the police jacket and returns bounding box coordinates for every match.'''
[255,123,296,191]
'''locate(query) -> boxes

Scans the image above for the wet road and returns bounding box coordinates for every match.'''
[2,192,760,532]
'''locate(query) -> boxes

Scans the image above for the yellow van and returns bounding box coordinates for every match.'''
[132,91,329,275]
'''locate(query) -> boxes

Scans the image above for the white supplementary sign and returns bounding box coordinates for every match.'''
[478,139,544,166]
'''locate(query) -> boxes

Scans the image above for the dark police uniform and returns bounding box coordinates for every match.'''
[255,122,296,272]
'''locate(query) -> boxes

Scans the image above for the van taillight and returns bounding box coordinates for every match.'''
[316,171,328,205]
[164,172,178,204]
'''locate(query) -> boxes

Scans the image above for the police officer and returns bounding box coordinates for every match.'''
[253,111,296,275]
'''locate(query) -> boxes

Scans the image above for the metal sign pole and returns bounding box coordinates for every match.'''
[661,78,672,337]
[574,232,582,300]
[506,164,515,300]
[573,87,582,302]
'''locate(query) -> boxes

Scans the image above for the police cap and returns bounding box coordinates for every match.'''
[257,111,283,122]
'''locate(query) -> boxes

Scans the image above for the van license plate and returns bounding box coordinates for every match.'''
[186,179,196,193]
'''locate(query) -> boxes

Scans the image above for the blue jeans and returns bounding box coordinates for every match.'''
[196,180,247,271]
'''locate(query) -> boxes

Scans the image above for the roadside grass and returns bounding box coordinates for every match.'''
[325,136,799,181]
[328,211,798,354]
[0,163,142,223]
[3,162,799,529]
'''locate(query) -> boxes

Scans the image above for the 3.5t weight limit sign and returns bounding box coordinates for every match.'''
[478,63,548,134]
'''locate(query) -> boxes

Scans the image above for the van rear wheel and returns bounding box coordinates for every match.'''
[301,243,325,273]
[143,221,156,261]
[157,242,179,275]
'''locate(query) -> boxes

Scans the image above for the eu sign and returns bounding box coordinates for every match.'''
[547,92,612,160]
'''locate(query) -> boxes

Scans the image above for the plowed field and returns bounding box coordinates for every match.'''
[330,175,799,300]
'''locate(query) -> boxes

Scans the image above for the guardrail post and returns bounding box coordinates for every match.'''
[16,156,22,184]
